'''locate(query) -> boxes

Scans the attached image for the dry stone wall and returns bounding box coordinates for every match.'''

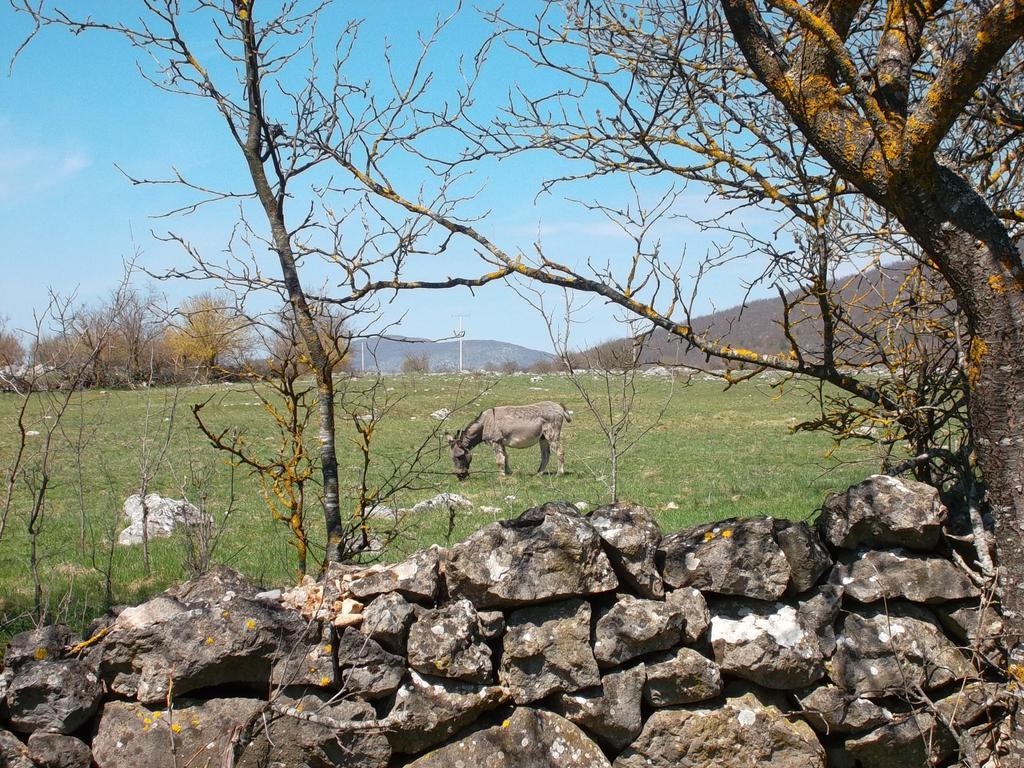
[0,474,1016,767]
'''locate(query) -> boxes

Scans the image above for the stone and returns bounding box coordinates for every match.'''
[446,504,618,608]
[709,599,826,689]
[592,593,686,668]
[642,648,723,706]
[614,687,826,768]
[165,564,262,604]
[500,598,601,704]
[831,604,975,697]
[406,707,612,768]
[269,622,335,689]
[91,697,265,768]
[90,585,310,704]
[26,733,92,768]
[360,591,416,653]
[477,610,506,640]
[238,689,390,768]
[796,584,843,657]
[386,671,509,754]
[348,546,443,603]
[0,729,34,768]
[589,502,665,598]
[774,520,832,593]
[818,475,946,550]
[672,586,712,643]
[6,659,102,735]
[934,682,1009,728]
[795,685,893,735]
[555,663,646,750]
[842,712,955,768]
[659,517,792,600]
[118,492,211,546]
[2,626,73,672]
[334,629,406,700]
[407,599,493,683]
[829,549,979,604]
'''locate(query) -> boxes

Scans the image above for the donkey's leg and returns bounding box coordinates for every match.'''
[537,437,551,474]
[493,443,510,476]
[552,429,566,475]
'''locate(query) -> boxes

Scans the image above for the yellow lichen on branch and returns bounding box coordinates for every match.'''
[968,337,989,388]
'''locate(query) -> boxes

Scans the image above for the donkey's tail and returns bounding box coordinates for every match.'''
[560,403,573,423]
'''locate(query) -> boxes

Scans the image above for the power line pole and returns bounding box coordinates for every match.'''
[453,314,469,373]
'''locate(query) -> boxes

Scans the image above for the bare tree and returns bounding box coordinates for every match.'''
[13,1,513,563]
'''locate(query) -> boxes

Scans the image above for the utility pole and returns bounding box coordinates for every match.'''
[453,314,469,373]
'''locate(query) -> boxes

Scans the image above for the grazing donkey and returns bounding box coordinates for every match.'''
[447,401,572,480]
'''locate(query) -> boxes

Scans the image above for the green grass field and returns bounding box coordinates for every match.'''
[0,372,878,645]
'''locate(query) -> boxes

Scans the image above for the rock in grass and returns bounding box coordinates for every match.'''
[818,475,946,551]
[446,504,618,608]
[406,708,611,768]
[500,598,601,704]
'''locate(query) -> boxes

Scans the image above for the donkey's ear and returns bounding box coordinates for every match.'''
[445,433,455,445]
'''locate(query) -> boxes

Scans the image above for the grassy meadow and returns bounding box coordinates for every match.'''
[0,371,879,645]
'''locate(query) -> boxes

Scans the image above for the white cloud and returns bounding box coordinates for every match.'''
[0,132,91,206]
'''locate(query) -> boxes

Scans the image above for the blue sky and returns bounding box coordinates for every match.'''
[0,2,784,352]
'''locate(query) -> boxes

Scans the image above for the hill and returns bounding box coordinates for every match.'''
[355,336,556,373]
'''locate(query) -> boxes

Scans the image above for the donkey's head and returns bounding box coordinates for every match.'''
[446,431,472,481]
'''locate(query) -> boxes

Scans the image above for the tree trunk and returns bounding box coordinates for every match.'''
[893,166,1024,701]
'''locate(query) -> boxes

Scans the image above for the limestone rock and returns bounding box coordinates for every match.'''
[27,733,92,768]
[477,609,506,640]
[659,517,792,600]
[446,504,618,608]
[0,729,34,768]
[238,689,390,768]
[92,698,264,768]
[2,626,73,672]
[589,502,664,598]
[842,712,955,768]
[829,549,979,604]
[592,593,686,668]
[349,546,442,603]
[6,659,102,735]
[407,599,493,683]
[500,598,601,704]
[165,564,262,604]
[614,688,826,768]
[818,475,946,551]
[796,685,893,735]
[118,492,211,546]
[642,647,723,706]
[335,629,406,700]
[832,604,975,697]
[774,520,832,593]
[672,586,711,643]
[91,586,310,704]
[796,584,843,657]
[934,682,1009,728]
[360,592,416,653]
[269,622,335,688]
[709,599,825,689]
[406,707,611,768]
[386,671,509,754]
[555,663,646,750]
